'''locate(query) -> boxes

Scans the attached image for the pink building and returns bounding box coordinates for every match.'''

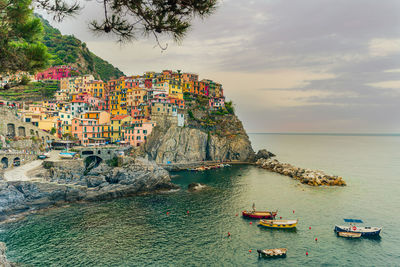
[35,66,77,81]
[209,97,225,109]
[72,118,104,145]
[123,121,156,147]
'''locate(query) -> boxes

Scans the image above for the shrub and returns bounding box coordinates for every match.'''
[188,110,194,119]
[225,101,235,114]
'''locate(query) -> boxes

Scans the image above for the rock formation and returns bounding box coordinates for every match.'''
[0,242,16,267]
[143,113,255,164]
[0,157,178,220]
[255,149,276,160]
[256,158,346,186]
[188,182,208,192]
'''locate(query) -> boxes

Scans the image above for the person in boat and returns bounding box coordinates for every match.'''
[252,203,256,213]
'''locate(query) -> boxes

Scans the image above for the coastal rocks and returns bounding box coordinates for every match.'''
[255,149,276,160]
[0,157,179,220]
[144,125,255,164]
[256,158,346,186]
[188,182,208,192]
[0,242,16,267]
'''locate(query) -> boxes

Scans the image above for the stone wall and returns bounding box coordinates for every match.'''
[0,107,56,142]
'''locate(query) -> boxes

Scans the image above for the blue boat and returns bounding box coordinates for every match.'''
[334,219,382,237]
[59,152,77,159]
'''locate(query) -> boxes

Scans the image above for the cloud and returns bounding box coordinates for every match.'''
[369,38,400,57]
[367,80,400,89]
[40,0,400,132]
[384,68,400,73]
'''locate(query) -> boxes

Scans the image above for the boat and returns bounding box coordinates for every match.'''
[257,248,287,258]
[337,232,361,238]
[334,219,382,237]
[242,210,277,219]
[59,152,76,159]
[258,219,298,229]
[37,155,47,160]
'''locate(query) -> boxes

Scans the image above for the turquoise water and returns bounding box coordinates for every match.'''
[1,134,400,266]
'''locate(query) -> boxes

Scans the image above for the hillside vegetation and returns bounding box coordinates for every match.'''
[0,81,59,101]
[39,15,124,81]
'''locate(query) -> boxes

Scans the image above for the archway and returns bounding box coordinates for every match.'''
[84,155,103,173]
[18,126,26,137]
[13,157,20,167]
[7,123,15,138]
[1,157,8,169]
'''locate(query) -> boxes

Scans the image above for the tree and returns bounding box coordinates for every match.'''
[0,0,50,73]
[34,0,218,47]
[50,127,56,135]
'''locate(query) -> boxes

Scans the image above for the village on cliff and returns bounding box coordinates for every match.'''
[0,66,226,148]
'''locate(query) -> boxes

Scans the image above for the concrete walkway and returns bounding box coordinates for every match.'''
[4,160,43,181]
[4,151,59,182]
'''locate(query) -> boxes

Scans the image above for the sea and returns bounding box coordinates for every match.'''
[1,133,400,266]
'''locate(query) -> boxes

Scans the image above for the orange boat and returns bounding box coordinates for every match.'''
[242,210,277,219]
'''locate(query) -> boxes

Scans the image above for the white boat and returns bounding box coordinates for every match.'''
[334,219,381,237]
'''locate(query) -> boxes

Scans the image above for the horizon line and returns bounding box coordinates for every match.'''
[248,132,400,136]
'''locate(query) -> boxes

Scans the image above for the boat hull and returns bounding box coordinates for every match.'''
[242,211,277,219]
[257,248,287,258]
[334,225,381,237]
[337,232,361,238]
[259,220,297,229]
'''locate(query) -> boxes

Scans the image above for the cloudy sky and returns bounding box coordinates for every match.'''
[43,0,400,133]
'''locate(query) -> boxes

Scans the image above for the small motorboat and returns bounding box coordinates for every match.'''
[257,248,287,258]
[259,219,298,229]
[59,152,76,159]
[37,155,48,160]
[242,210,277,219]
[337,232,361,238]
[334,219,382,237]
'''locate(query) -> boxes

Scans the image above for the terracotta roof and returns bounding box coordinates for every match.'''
[111,115,129,120]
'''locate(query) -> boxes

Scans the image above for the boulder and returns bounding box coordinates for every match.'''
[255,149,276,160]
[188,182,208,192]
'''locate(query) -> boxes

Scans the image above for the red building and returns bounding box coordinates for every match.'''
[35,66,77,81]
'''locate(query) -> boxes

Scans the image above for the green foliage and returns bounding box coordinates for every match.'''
[196,95,209,106]
[106,156,119,167]
[20,75,30,85]
[188,110,194,119]
[225,101,235,114]
[50,127,56,135]
[37,15,124,81]
[0,0,50,73]
[212,109,229,116]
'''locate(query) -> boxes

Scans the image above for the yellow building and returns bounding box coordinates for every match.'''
[109,79,128,116]
[38,116,59,132]
[168,79,184,100]
[110,115,132,142]
[88,80,106,98]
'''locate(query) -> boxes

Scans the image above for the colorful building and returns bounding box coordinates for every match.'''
[35,66,77,81]
[110,115,132,142]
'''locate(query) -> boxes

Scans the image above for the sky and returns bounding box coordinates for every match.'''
[42,0,400,133]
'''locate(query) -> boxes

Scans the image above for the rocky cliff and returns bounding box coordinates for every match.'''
[144,111,255,165]
[0,157,178,221]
